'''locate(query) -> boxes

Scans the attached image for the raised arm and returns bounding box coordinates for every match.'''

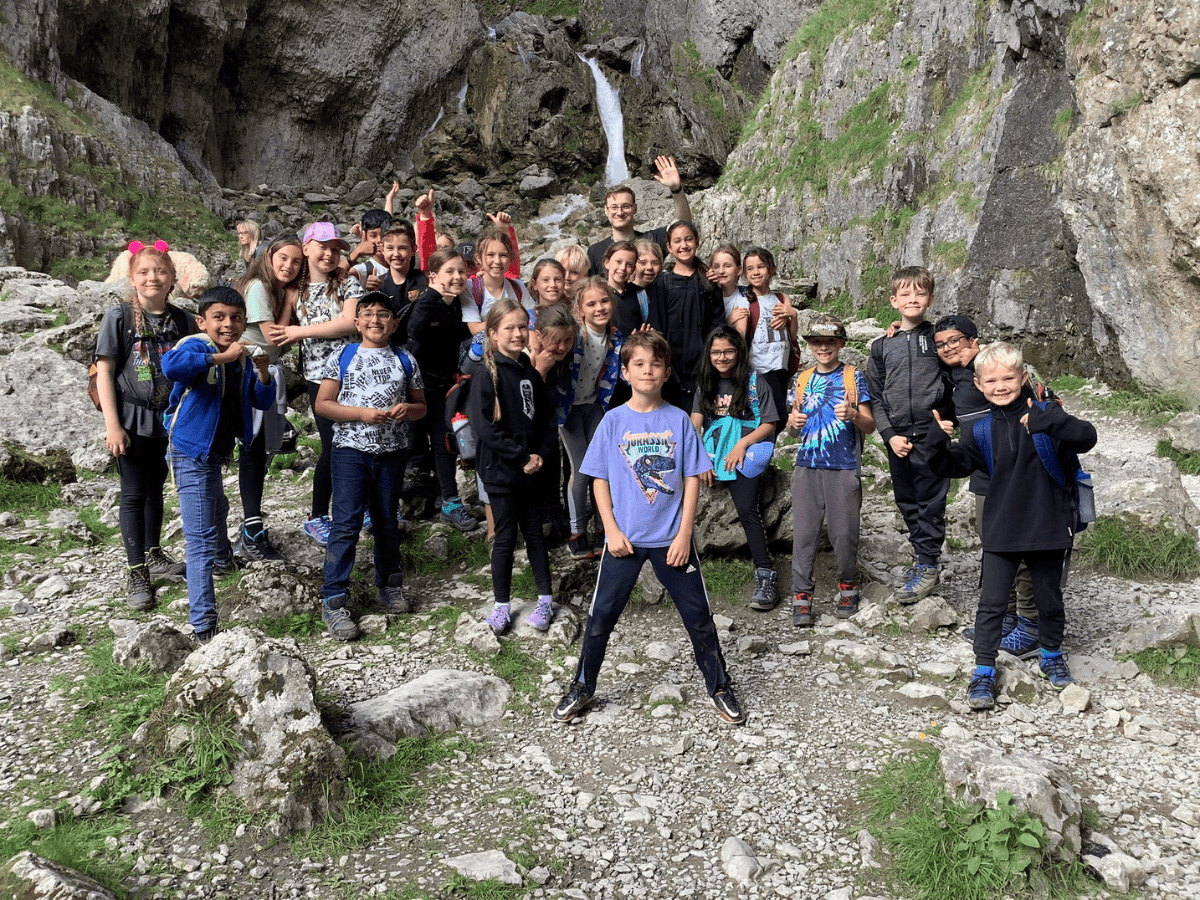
[653,155,692,222]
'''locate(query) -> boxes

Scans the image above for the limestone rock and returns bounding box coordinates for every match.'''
[442,849,521,886]
[1059,683,1090,713]
[112,620,194,674]
[454,614,501,655]
[1115,610,1200,654]
[1165,412,1200,454]
[3,851,121,899]
[907,596,960,634]
[939,740,1082,856]
[1087,451,1200,537]
[158,629,346,835]
[719,835,762,886]
[228,566,319,622]
[344,669,511,757]
[694,466,792,553]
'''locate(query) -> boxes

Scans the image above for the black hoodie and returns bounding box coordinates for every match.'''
[466,351,557,493]
[918,399,1096,552]
[405,287,469,389]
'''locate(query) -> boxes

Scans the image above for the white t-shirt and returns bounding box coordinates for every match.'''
[297,278,363,382]
[320,345,424,453]
[721,286,747,321]
[730,291,790,374]
[461,277,533,323]
[575,325,608,407]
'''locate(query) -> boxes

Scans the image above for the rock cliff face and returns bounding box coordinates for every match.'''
[699,0,1200,390]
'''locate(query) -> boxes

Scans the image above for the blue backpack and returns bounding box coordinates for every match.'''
[971,402,1095,532]
[337,343,414,389]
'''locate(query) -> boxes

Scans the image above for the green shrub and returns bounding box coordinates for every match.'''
[1077,515,1200,581]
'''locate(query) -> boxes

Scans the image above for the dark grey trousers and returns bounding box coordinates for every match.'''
[791,466,861,595]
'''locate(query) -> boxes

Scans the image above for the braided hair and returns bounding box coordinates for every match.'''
[481,297,526,422]
[124,245,177,338]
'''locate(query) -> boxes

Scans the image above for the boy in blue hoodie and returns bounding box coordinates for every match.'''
[162,286,276,644]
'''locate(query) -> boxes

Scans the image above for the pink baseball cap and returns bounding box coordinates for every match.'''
[302,222,350,251]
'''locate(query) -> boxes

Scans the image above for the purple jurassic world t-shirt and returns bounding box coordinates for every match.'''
[581,402,712,548]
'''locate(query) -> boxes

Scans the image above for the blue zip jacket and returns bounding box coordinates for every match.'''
[161,334,277,462]
[554,326,625,425]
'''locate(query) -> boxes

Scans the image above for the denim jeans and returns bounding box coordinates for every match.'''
[170,448,232,633]
[323,446,406,600]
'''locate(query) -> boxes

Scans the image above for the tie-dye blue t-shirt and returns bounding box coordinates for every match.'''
[790,365,871,471]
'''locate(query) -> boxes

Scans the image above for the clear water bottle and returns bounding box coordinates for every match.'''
[451,413,476,462]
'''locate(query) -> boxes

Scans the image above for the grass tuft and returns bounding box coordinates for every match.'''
[0,814,131,894]
[1119,647,1200,688]
[1077,515,1200,581]
[701,556,755,604]
[1156,439,1200,476]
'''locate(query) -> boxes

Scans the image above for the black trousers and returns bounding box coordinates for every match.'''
[488,488,553,605]
[973,549,1068,667]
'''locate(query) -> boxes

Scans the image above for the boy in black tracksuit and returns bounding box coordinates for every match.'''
[918,342,1096,710]
[866,266,949,602]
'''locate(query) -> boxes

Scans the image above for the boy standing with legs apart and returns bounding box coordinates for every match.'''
[162,286,277,644]
[553,331,744,726]
[919,343,1096,709]
[866,267,948,602]
[313,292,426,641]
[787,315,875,626]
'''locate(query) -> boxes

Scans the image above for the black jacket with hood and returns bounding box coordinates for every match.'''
[466,351,557,493]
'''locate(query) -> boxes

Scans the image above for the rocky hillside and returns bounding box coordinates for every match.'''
[697,0,1200,392]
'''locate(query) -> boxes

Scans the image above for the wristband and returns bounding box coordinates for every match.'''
[670,186,683,195]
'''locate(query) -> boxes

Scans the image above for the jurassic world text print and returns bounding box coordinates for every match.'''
[619,429,678,504]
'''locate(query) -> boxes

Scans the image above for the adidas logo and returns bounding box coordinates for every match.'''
[686,564,697,573]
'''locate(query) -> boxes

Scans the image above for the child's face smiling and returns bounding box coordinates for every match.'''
[270,245,302,287]
[890,282,933,321]
[709,337,738,377]
[708,252,740,292]
[934,329,978,367]
[743,257,771,292]
[622,346,670,396]
[199,303,247,352]
[355,303,395,346]
[490,308,529,359]
[130,255,173,305]
[807,337,844,371]
[578,287,613,332]
[604,250,637,290]
[634,251,662,287]
[975,361,1027,406]
[534,267,565,306]
[383,236,413,274]
[479,240,510,280]
[537,326,574,364]
[667,228,697,265]
[432,258,467,298]
[303,239,341,277]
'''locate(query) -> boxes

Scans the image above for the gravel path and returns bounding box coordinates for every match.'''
[1,397,1198,899]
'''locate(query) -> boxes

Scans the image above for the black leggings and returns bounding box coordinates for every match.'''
[117,434,169,567]
[238,429,267,522]
[488,488,552,605]
[726,471,770,569]
[307,381,336,518]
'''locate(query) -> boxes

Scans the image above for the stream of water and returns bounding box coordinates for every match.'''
[578,55,630,185]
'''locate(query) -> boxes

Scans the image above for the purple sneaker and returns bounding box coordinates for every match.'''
[487,604,511,635]
[528,598,554,632]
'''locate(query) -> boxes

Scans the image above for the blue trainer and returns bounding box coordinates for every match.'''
[1000,616,1039,660]
[968,669,997,710]
[1039,653,1075,690]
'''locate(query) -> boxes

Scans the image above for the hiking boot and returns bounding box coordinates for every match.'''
[749,567,779,611]
[439,501,478,532]
[895,564,939,604]
[792,592,813,628]
[375,574,412,614]
[528,597,554,632]
[145,547,185,580]
[235,525,285,563]
[189,626,219,647]
[1039,653,1075,690]
[712,687,747,725]
[321,595,359,641]
[487,604,511,635]
[304,515,332,546]
[212,554,241,579]
[568,533,594,561]
[968,671,997,710]
[999,616,1040,660]
[552,683,594,722]
[126,564,154,611]
[836,581,860,619]
[961,613,1017,644]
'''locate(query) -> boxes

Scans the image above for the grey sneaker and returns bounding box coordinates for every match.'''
[836,581,860,619]
[749,567,779,611]
[234,526,285,563]
[375,575,412,614]
[895,564,939,604]
[145,547,186,579]
[439,501,479,532]
[792,592,813,628]
[126,564,154,611]
[321,595,359,641]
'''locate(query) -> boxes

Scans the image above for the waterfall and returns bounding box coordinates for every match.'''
[630,43,645,78]
[578,55,630,185]
[533,193,589,240]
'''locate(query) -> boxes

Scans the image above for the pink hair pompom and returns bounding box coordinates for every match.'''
[153,240,170,252]
[128,241,144,255]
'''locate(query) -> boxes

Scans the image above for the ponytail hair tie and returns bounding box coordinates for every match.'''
[127,239,170,255]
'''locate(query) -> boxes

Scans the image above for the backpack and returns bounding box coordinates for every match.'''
[443,374,477,469]
[792,363,859,409]
[971,402,1096,533]
[89,302,191,412]
[336,341,414,386]
[467,276,524,317]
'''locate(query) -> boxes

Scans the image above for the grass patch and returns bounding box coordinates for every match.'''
[931,240,968,271]
[399,526,489,578]
[440,874,526,899]
[1119,647,1200,688]
[1077,515,1200,581]
[77,505,119,541]
[0,477,61,513]
[702,556,754,604]
[292,734,479,856]
[51,640,169,742]
[862,743,1094,900]
[0,814,131,895]
[1093,385,1188,422]
[1048,375,1086,392]
[468,641,545,698]
[256,612,326,639]
[1157,439,1200,476]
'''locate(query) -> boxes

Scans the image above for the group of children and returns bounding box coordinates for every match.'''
[93,165,1096,717]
